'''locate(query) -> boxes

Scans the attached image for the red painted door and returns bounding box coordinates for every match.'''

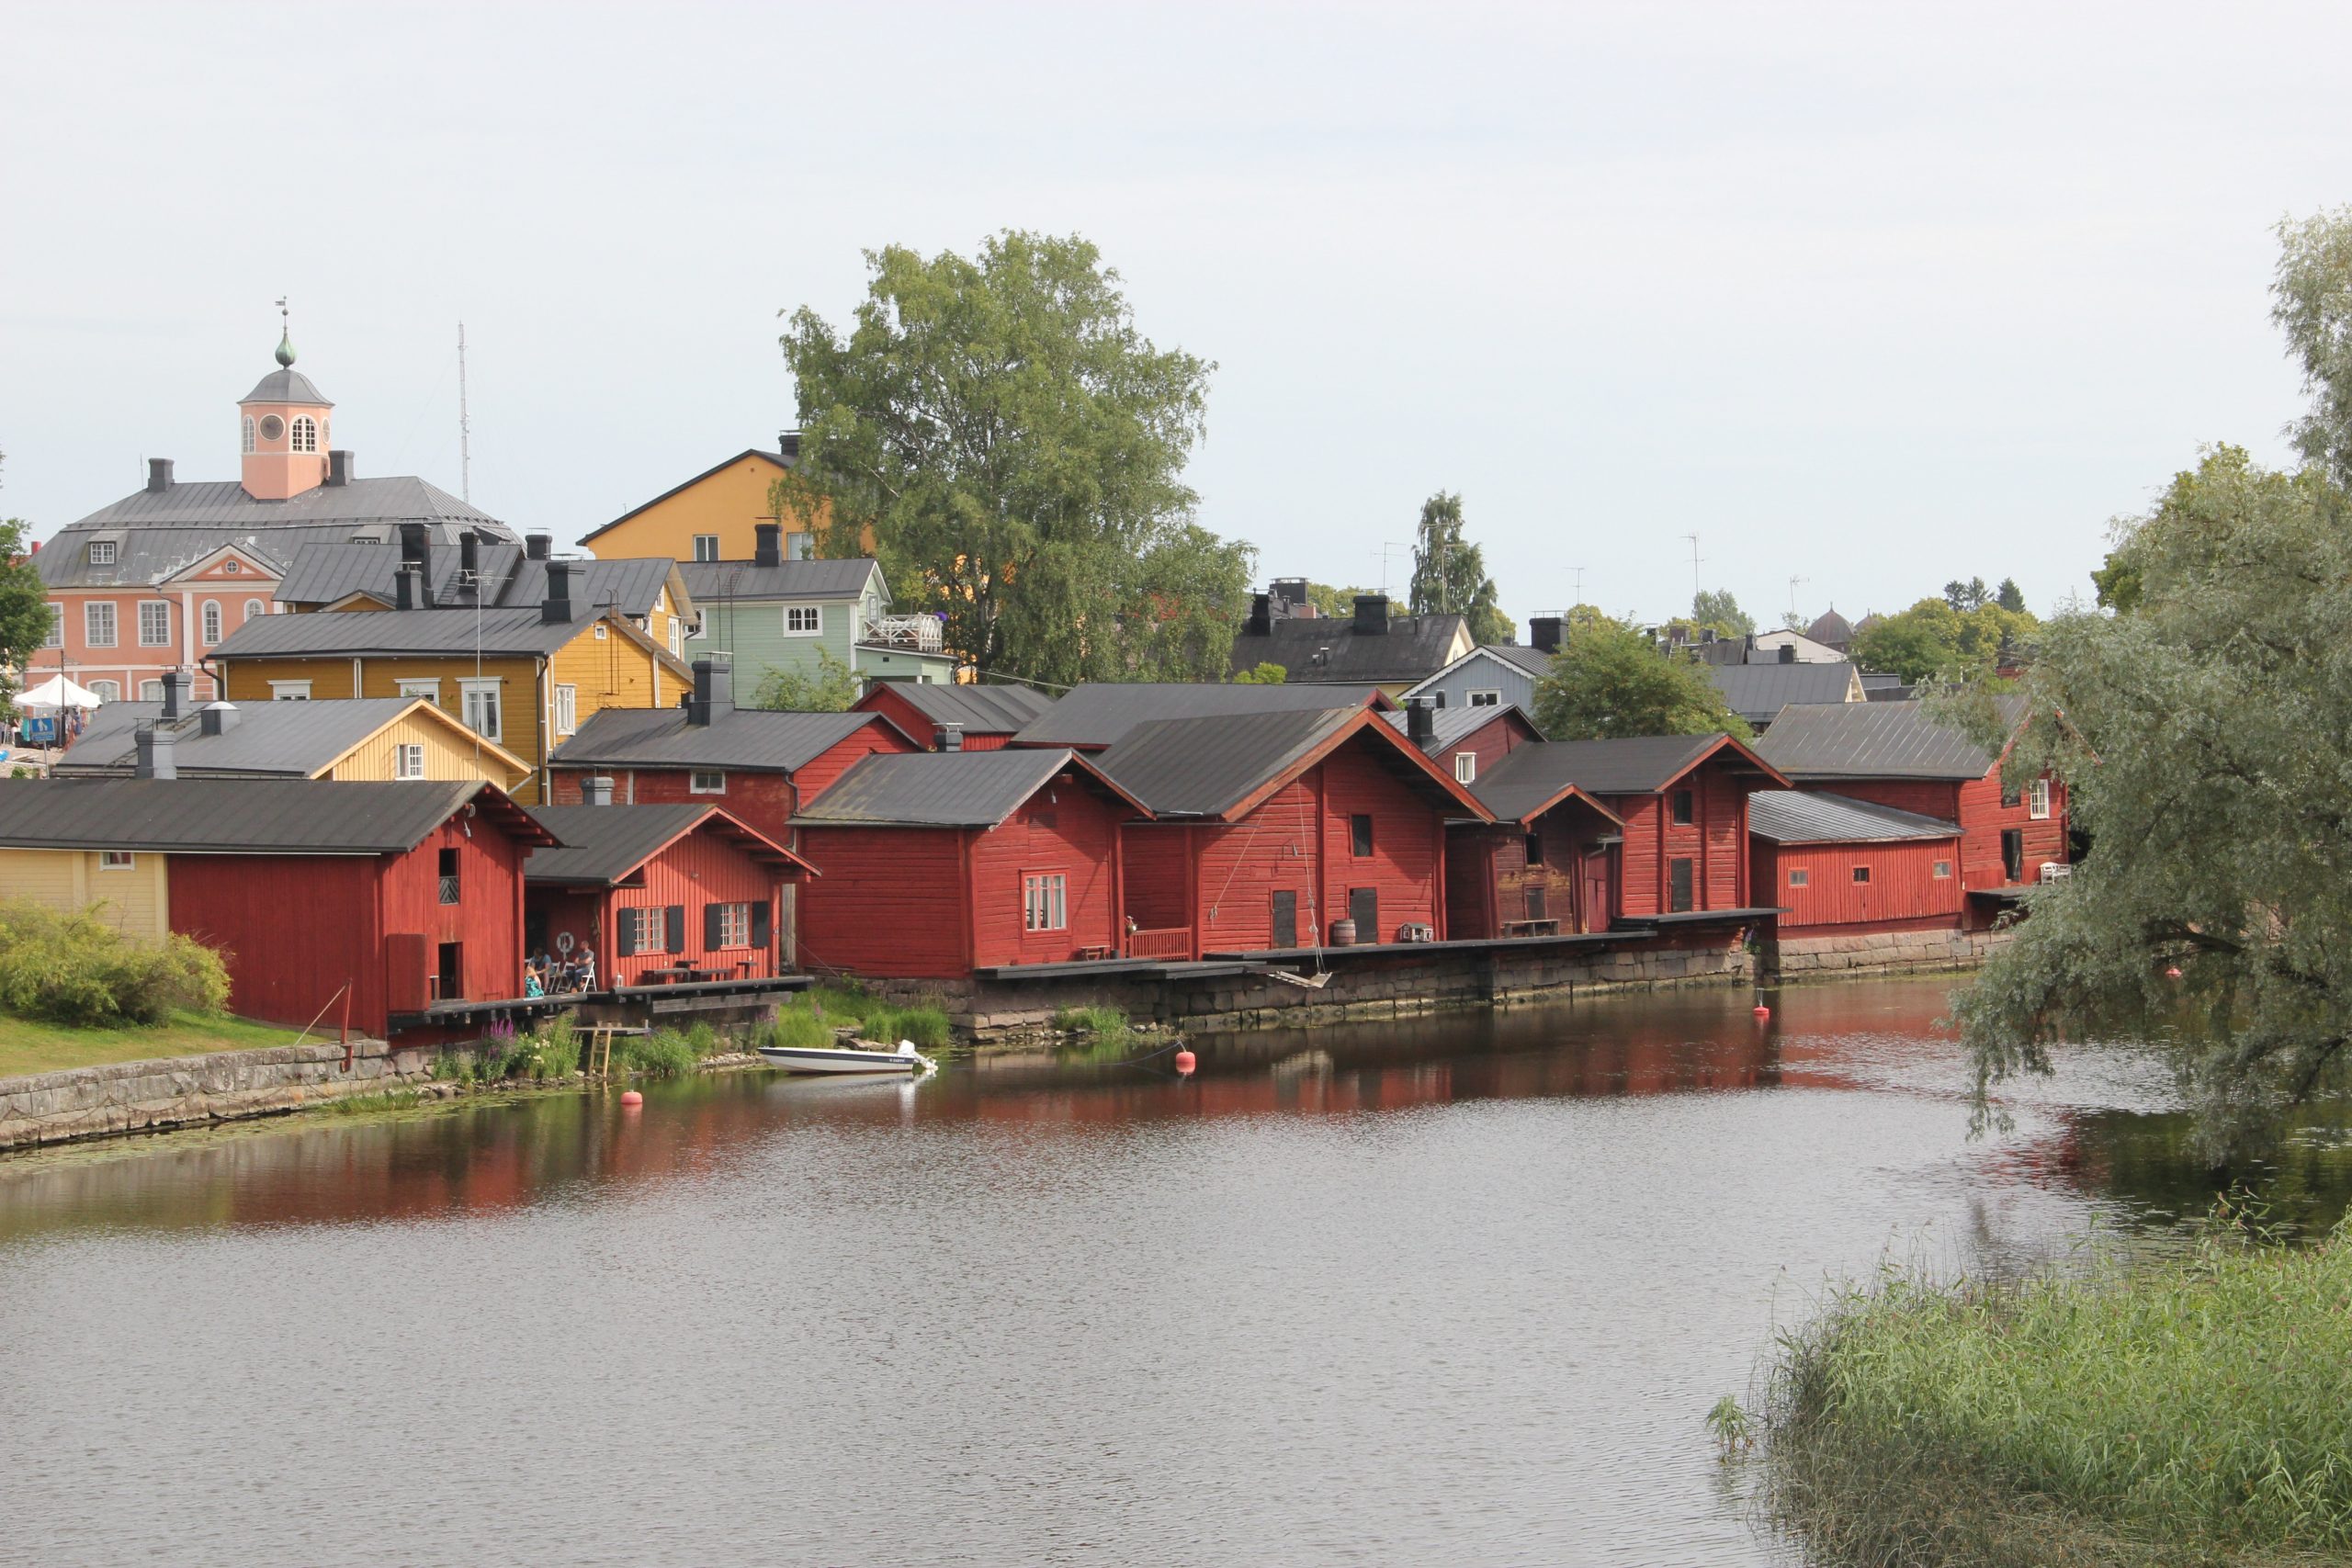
[1580,852,1611,933]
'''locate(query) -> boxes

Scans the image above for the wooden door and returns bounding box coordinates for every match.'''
[1349,886,1379,943]
[1580,852,1611,933]
[1272,889,1298,949]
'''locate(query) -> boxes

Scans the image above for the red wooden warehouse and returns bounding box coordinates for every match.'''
[1756,698,2071,924]
[791,749,1152,978]
[1006,682,1393,751]
[0,777,554,1040]
[1746,790,1965,938]
[523,795,813,986]
[853,680,1055,752]
[1458,734,1791,930]
[1093,705,1492,957]
[547,655,920,844]
[1381,698,1543,791]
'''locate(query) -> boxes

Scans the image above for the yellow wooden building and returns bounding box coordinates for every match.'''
[0,846,170,942]
[207,565,691,803]
[579,442,835,563]
[52,690,534,793]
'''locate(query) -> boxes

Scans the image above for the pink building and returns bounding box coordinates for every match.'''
[28,327,510,704]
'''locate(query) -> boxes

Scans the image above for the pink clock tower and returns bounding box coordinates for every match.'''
[238,325,333,501]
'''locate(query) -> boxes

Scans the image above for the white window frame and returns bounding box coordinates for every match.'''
[138,680,164,702]
[1932,860,1952,879]
[137,600,171,647]
[593,623,607,640]
[241,415,255,455]
[201,600,222,645]
[397,677,442,705]
[394,743,426,779]
[290,414,317,454]
[716,902,751,948]
[690,770,725,795]
[243,598,266,624]
[1453,751,1477,784]
[554,683,578,736]
[458,678,503,742]
[87,540,117,567]
[783,604,823,637]
[632,904,669,953]
[43,604,62,648]
[98,851,136,871]
[1466,688,1501,708]
[85,602,117,647]
[2029,778,2052,820]
[669,618,684,659]
[269,681,312,701]
[1023,873,1069,933]
[693,535,720,562]
[86,680,120,704]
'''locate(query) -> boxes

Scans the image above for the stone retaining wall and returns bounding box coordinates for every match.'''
[1766,926,2008,980]
[853,933,1758,1041]
[0,1036,435,1150]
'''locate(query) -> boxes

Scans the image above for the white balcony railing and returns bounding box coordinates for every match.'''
[862,614,944,653]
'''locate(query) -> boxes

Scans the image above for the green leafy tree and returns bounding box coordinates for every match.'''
[1854,597,2036,682]
[2272,206,2352,485]
[2090,551,2143,612]
[1953,446,2352,1156]
[0,455,51,720]
[1231,661,1287,685]
[1407,491,1515,645]
[1690,589,1754,637]
[1532,613,1751,741]
[1942,576,1991,613]
[1307,583,1385,620]
[779,231,1238,684]
[1995,577,2027,614]
[751,646,859,712]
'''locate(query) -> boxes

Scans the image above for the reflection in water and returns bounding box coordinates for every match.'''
[3,977,2346,1567]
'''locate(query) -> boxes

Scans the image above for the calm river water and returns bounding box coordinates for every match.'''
[5,978,2349,1567]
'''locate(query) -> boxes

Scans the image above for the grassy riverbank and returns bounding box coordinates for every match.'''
[0,1010,307,1078]
[1760,1218,2352,1567]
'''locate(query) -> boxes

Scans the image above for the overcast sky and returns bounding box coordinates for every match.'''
[4,2,2345,629]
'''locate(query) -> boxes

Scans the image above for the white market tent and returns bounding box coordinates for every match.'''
[17,673,104,711]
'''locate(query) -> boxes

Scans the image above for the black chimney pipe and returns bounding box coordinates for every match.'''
[542,560,576,624]
[1529,616,1564,655]
[159,669,193,723]
[1353,594,1389,636]
[394,563,420,612]
[686,654,734,727]
[754,523,782,568]
[1245,592,1272,636]
[133,724,175,780]
[326,450,353,487]
[1406,697,1436,747]
[458,531,481,595]
[525,534,551,560]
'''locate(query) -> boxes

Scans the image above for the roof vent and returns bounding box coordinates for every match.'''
[198,702,240,737]
[582,774,615,807]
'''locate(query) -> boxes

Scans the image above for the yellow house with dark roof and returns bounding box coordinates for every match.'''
[580,440,820,562]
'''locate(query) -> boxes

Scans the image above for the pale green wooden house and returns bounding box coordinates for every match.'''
[679,557,956,694]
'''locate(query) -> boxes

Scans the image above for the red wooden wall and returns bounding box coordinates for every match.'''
[168,854,388,1036]
[858,685,1015,750]
[1442,800,1619,939]
[1607,755,1754,917]
[967,778,1126,965]
[1750,837,1965,936]
[1814,757,2068,892]
[596,823,785,987]
[547,723,918,846]
[1120,825,1190,931]
[795,827,969,977]
[794,722,925,798]
[1430,710,1537,783]
[379,818,529,1009]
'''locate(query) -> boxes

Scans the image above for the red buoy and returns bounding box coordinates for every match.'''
[2165,966,2183,979]
[1753,1004,1771,1020]
[620,1089,643,1106]
[1173,1049,1197,1076]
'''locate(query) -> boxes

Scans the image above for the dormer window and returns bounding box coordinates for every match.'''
[87,540,116,567]
[242,415,255,455]
[290,416,318,454]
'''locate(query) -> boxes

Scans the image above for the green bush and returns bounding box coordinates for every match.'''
[1052,1004,1129,1036]
[762,1004,833,1050]
[0,899,231,1026]
[518,1016,580,1080]
[684,1021,721,1058]
[617,1028,699,1077]
[864,1004,950,1050]
[804,982,875,1023]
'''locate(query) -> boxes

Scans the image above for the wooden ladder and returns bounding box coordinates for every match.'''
[585,1023,616,1079]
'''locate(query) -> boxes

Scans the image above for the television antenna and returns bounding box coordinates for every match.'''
[1787,575,1808,624]
[1681,534,1703,604]
[457,322,472,502]
[1374,542,1411,600]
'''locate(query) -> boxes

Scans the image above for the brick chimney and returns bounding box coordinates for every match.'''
[398,522,435,607]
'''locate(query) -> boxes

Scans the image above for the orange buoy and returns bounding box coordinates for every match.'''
[1173,1049,1197,1075]
[1753,1004,1770,1020]
[620,1089,643,1106]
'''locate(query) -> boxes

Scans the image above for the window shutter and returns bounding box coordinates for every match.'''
[666,905,685,954]
[751,899,772,950]
[704,902,724,951]
[616,908,639,958]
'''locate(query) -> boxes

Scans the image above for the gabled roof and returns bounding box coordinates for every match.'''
[51,696,529,781]
[523,804,811,886]
[1747,790,1961,844]
[857,681,1055,735]
[579,448,794,546]
[0,779,552,854]
[1707,661,1863,726]
[796,747,1145,829]
[1468,733,1790,824]
[1228,612,1472,684]
[550,707,911,773]
[275,543,685,622]
[1092,704,1491,822]
[1010,682,1389,749]
[1754,700,2019,782]
[39,480,507,589]
[1379,701,1540,756]
[678,558,881,604]
[209,599,693,676]
[1402,642,1555,697]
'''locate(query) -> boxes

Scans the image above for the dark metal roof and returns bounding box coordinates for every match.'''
[1755,700,2015,781]
[240,367,332,405]
[1483,644,1555,676]
[676,558,879,604]
[863,681,1055,734]
[1807,608,1856,646]
[1468,734,1783,822]
[38,505,509,591]
[1747,789,1960,844]
[1227,612,1471,684]
[796,748,1083,828]
[209,599,665,664]
[551,708,897,773]
[273,544,682,620]
[1092,706,1360,817]
[1011,682,1384,748]
[521,804,802,885]
[0,778,525,854]
[1708,661,1862,725]
[52,697,428,778]
[1379,702,1532,755]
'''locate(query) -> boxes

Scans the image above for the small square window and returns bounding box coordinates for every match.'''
[1932,860,1952,878]
[88,540,117,567]
[1788,867,1809,887]
[1670,789,1694,826]
[593,623,608,640]
[1350,814,1374,856]
[693,535,720,562]
[395,744,425,779]
[690,771,725,795]
[1466,689,1500,708]
[1852,865,1871,884]
[98,851,135,871]
[1453,752,1477,784]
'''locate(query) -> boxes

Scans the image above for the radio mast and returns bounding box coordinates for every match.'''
[458,322,471,502]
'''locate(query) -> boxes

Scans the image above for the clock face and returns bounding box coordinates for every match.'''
[259,414,285,442]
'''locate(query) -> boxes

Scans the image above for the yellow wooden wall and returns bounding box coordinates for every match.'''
[584,454,800,561]
[0,848,170,942]
[549,622,673,741]
[322,709,532,791]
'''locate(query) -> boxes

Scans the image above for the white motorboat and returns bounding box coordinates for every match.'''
[756,1039,934,1076]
